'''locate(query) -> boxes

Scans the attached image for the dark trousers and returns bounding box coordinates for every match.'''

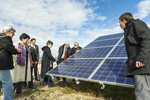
[23,67,34,88]
[33,63,38,80]
[14,82,23,94]
[28,67,34,87]
[44,76,54,87]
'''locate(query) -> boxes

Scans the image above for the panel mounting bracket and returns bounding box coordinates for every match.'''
[50,75,54,80]
[99,82,105,89]
[75,78,80,85]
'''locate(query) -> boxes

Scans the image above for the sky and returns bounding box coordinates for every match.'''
[0,0,150,57]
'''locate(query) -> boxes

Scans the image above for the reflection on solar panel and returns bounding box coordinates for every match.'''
[47,33,134,88]
[84,38,120,48]
[91,59,133,86]
[94,33,123,41]
[70,47,113,58]
[109,45,127,57]
[50,59,102,79]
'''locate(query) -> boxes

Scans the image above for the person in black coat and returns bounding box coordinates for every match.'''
[41,40,56,87]
[71,42,82,55]
[119,12,150,99]
[0,26,21,100]
[31,38,39,81]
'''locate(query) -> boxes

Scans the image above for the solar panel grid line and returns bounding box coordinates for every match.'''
[88,36,124,80]
[69,58,105,59]
[107,57,128,59]
[93,37,121,42]
[113,59,126,84]
[47,59,103,79]
[109,45,127,57]
[96,59,116,82]
[94,33,123,41]
[83,45,114,49]
[70,47,113,58]
[84,38,120,49]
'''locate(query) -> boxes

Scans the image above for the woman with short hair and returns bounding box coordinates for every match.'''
[11,33,32,94]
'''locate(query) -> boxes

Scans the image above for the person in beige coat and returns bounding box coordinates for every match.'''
[11,33,32,94]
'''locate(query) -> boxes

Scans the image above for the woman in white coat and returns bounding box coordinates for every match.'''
[11,33,32,94]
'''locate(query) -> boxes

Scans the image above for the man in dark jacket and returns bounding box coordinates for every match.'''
[0,26,21,100]
[31,38,39,81]
[71,42,82,55]
[57,41,71,64]
[119,13,150,100]
[41,40,56,87]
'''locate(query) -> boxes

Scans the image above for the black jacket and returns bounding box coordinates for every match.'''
[41,46,55,78]
[71,46,82,55]
[57,44,71,63]
[30,45,39,62]
[124,19,150,76]
[0,33,18,70]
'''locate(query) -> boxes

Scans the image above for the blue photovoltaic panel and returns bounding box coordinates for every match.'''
[48,59,102,79]
[91,59,133,85]
[118,38,125,45]
[70,47,113,58]
[109,45,127,57]
[47,33,133,87]
[94,33,123,41]
[84,38,120,48]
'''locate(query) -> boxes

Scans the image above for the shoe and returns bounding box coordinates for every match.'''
[48,85,55,88]
[35,78,40,81]
[28,86,36,89]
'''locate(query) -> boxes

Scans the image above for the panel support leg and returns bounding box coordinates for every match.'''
[99,82,105,89]
[75,78,80,85]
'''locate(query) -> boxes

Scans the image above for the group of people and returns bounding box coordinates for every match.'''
[0,25,82,100]
[1,12,150,100]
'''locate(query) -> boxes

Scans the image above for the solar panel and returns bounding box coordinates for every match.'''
[70,47,113,58]
[49,59,103,79]
[47,33,134,88]
[118,38,125,45]
[109,45,127,57]
[94,33,123,41]
[91,59,133,86]
[84,38,120,48]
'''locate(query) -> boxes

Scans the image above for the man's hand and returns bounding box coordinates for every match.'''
[136,61,145,68]
[53,61,57,65]
[17,48,21,53]
[76,50,80,53]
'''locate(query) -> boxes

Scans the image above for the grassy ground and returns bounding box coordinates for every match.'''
[0,79,134,100]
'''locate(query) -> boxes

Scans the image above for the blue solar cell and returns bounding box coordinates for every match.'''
[85,38,120,48]
[70,47,113,58]
[91,59,133,85]
[94,33,123,41]
[109,45,127,57]
[47,59,102,79]
[118,38,125,45]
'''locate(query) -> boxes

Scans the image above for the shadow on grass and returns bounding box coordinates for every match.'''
[55,80,135,100]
